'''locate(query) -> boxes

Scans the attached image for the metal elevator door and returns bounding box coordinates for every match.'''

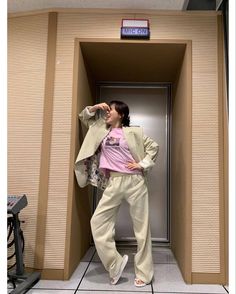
[95,83,170,244]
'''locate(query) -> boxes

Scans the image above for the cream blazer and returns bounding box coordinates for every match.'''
[74,107,159,189]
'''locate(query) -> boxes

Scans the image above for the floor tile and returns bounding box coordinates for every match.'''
[80,246,96,262]
[92,246,177,264]
[152,247,177,264]
[92,246,137,263]
[32,262,88,290]
[152,264,227,293]
[76,290,152,294]
[8,247,227,294]
[27,290,75,293]
[224,285,228,291]
[79,261,152,292]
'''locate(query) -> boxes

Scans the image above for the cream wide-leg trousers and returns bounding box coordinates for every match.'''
[90,172,154,284]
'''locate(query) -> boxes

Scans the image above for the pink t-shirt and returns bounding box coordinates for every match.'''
[99,128,142,175]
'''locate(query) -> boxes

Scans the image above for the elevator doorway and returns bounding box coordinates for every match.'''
[94,83,171,244]
[73,39,192,283]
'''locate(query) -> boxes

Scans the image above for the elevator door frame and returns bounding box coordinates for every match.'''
[94,82,172,246]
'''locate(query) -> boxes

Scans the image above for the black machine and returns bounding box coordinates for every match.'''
[7,194,41,294]
[8,195,28,215]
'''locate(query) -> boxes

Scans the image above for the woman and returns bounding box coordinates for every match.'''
[74,101,159,287]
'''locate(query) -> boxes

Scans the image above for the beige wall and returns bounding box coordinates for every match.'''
[171,44,192,282]
[64,44,95,279]
[8,10,226,282]
[8,13,48,268]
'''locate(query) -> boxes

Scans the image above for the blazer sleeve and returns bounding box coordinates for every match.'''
[79,106,97,128]
[138,134,159,171]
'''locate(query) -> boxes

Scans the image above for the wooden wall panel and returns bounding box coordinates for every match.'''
[192,72,220,273]
[171,45,192,282]
[64,43,95,279]
[8,14,48,267]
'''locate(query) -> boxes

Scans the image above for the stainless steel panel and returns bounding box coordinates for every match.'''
[95,84,170,243]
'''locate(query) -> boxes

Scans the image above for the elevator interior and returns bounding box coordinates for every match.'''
[72,40,192,282]
[96,83,171,244]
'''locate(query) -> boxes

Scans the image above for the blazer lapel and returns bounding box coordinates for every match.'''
[95,121,110,147]
[123,128,140,162]
[76,119,110,162]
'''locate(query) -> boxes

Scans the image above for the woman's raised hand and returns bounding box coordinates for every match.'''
[89,103,110,113]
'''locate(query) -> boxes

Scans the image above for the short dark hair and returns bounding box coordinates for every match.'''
[108,100,130,127]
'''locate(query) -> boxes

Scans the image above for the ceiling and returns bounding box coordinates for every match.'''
[8,0,222,14]
[80,42,186,83]
[8,0,189,13]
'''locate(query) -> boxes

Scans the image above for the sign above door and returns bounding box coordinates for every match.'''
[120,19,150,39]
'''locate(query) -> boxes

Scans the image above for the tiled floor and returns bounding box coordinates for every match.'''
[8,246,229,294]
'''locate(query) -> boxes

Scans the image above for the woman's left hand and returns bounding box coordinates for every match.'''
[126,161,143,170]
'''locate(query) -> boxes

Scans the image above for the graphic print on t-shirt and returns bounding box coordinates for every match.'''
[105,136,120,147]
[99,128,142,175]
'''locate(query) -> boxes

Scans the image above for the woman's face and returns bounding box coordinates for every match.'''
[105,104,122,126]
